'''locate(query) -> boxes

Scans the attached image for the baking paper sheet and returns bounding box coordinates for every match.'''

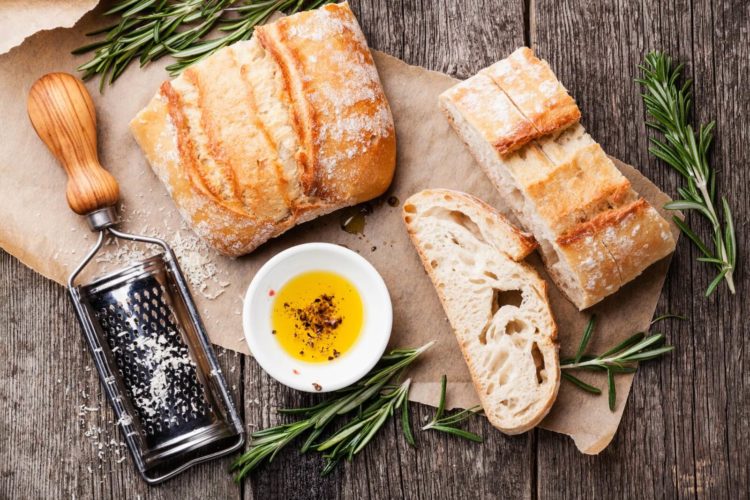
[0,0,98,55]
[0,5,677,454]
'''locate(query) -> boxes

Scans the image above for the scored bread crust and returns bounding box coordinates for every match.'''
[481,47,581,145]
[130,2,396,257]
[403,189,560,435]
[438,48,676,310]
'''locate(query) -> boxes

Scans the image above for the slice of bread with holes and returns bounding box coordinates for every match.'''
[403,189,560,434]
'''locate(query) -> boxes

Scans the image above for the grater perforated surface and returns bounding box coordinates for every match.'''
[89,272,215,448]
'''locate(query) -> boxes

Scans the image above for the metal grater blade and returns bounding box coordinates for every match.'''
[72,251,244,483]
[89,276,214,448]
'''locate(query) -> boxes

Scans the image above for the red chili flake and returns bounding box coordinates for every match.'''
[268,289,276,297]
[292,369,300,375]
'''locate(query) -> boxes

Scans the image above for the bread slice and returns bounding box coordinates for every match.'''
[439,49,676,310]
[403,189,560,434]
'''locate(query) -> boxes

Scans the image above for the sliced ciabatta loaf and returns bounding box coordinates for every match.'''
[403,189,560,434]
[439,47,676,310]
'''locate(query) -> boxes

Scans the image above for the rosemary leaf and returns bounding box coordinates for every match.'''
[650,313,686,325]
[231,343,432,480]
[74,0,334,87]
[638,51,738,295]
[401,395,415,446]
[561,316,674,411]
[428,425,483,443]
[421,374,483,442]
[561,371,602,394]
[574,316,596,363]
[600,332,646,358]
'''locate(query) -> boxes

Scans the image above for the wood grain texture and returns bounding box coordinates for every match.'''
[1,0,748,498]
[27,72,119,215]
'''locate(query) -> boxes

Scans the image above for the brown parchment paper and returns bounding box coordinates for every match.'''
[0,6,677,454]
[0,1,98,55]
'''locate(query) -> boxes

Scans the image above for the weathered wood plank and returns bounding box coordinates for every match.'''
[534,0,749,498]
[2,0,748,498]
[0,254,243,498]
[243,2,533,499]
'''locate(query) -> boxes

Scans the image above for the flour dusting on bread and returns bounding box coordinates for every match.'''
[439,47,676,310]
[130,2,396,257]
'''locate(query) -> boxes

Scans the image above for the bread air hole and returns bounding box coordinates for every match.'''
[505,319,525,335]
[531,342,545,384]
[430,259,438,268]
[404,204,417,213]
[478,321,491,345]
[449,210,485,243]
[491,289,523,315]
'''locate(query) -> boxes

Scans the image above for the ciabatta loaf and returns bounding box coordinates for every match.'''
[439,47,676,309]
[130,2,395,256]
[403,189,560,434]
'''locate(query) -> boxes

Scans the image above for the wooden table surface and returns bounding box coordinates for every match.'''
[2,0,748,498]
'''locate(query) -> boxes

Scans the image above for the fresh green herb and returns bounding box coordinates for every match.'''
[232,342,432,480]
[650,313,687,325]
[421,375,483,442]
[637,51,737,296]
[73,0,333,89]
[561,316,674,411]
[316,380,412,475]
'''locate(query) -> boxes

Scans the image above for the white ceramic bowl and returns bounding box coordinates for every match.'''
[243,243,392,392]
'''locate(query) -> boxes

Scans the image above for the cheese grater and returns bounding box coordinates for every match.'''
[27,73,244,484]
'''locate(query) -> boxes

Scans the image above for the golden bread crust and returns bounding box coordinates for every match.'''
[439,46,676,310]
[130,2,395,256]
[439,74,539,155]
[482,47,581,140]
[255,2,396,202]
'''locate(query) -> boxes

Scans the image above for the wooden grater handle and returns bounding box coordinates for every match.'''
[27,73,119,216]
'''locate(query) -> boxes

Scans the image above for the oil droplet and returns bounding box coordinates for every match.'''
[340,212,365,234]
[387,196,399,207]
[340,203,373,235]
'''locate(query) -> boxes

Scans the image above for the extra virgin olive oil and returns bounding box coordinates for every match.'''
[271,271,364,362]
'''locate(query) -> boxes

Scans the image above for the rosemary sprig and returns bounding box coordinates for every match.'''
[316,380,413,476]
[73,0,333,89]
[637,51,737,296]
[231,342,433,480]
[421,375,483,442]
[561,316,675,411]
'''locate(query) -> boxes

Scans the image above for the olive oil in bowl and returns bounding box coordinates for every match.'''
[271,271,364,363]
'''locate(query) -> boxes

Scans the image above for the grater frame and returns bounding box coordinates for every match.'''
[68,227,245,484]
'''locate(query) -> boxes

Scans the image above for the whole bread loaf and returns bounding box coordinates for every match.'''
[403,189,560,434]
[130,2,396,256]
[439,47,676,310]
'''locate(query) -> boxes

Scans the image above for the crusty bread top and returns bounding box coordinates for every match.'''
[255,3,395,202]
[438,47,676,309]
[403,189,559,434]
[439,73,539,155]
[130,2,396,256]
[481,47,581,142]
[438,49,581,156]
